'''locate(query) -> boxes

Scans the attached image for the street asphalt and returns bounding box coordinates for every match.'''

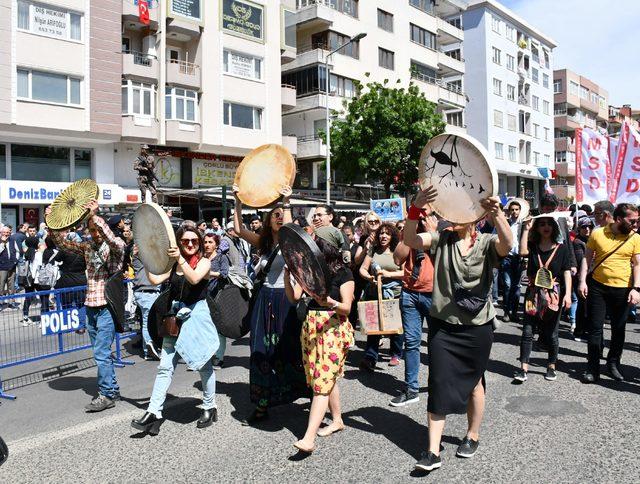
[1,310,639,483]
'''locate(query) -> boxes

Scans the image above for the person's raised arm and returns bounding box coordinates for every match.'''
[393,241,411,266]
[85,200,125,255]
[482,197,512,257]
[519,218,532,256]
[44,206,87,256]
[168,246,210,285]
[403,186,437,251]
[232,185,260,247]
[281,185,293,224]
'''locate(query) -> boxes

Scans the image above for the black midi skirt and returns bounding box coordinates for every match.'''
[427,317,494,415]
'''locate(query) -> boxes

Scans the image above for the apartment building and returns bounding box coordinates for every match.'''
[608,104,639,135]
[552,69,608,203]
[0,0,294,225]
[463,0,556,204]
[282,0,467,192]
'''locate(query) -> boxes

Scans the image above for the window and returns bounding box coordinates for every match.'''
[544,154,550,165]
[554,103,567,115]
[532,68,539,84]
[495,142,504,159]
[543,73,549,88]
[493,109,503,127]
[533,123,539,138]
[282,65,328,96]
[507,114,516,131]
[544,127,550,141]
[543,50,550,68]
[505,25,515,42]
[0,145,5,179]
[553,79,562,93]
[17,1,83,42]
[223,102,262,129]
[580,86,589,100]
[17,68,81,106]
[543,100,550,115]
[377,9,393,32]
[311,30,360,59]
[330,74,356,98]
[74,149,91,180]
[492,47,501,65]
[410,24,436,50]
[410,0,435,14]
[508,145,517,161]
[11,144,70,182]
[223,50,262,80]
[590,92,599,104]
[446,111,464,127]
[493,78,502,96]
[165,87,198,122]
[507,84,515,101]
[533,151,540,165]
[531,45,539,64]
[121,80,155,116]
[491,15,501,34]
[378,48,394,70]
[532,95,539,111]
[506,54,515,71]
[569,81,579,96]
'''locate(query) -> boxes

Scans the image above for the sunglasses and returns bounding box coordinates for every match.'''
[180,238,200,247]
[367,219,381,225]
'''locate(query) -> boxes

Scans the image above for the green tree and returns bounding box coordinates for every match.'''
[327,77,446,197]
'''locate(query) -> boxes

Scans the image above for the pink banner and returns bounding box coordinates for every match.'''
[575,128,611,203]
[610,122,640,204]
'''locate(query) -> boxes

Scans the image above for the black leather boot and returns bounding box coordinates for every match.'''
[131,412,163,435]
[196,408,217,429]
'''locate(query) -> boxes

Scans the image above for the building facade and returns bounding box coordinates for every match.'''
[0,0,294,225]
[552,69,608,203]
[282,0,467,192]
[462,0,556,205]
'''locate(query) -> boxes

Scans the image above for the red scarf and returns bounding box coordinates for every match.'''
[187,254,199,269]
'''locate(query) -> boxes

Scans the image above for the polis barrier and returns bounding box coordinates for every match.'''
[0,284,139,401]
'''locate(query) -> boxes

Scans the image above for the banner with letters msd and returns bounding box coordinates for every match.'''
[575,128,611,204]
[611,122,640,204]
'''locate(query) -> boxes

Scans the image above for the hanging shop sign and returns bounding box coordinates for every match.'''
[221,0,264,42]
[157,156,182,188]
[192,159,239,187]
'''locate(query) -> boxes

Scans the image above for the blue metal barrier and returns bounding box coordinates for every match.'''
[0,284,139,399]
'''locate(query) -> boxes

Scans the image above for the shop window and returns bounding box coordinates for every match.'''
[0,144,5,179]
[74,149,92,180]
[11,144,71,182]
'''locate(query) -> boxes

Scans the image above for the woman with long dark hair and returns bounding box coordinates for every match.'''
[359,222,405,370]
[284,230,355,453]
[131,226,220,434]
[514,216,572,382]
[232,185,308,425]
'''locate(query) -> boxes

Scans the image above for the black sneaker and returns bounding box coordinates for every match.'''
[513,369,527,382]
[544,368,557,381]
[359,358,376,372]
[456,436,479,458]
[606,361,624,382]
[414,451,441,471]
[389,390,419,407]
[580,372,599,384]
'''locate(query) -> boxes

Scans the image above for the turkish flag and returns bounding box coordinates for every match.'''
[139,0,149,25]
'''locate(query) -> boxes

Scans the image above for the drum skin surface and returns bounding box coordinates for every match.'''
[133,203,177,275]
[419,133,498,224]
[234,144,296,208]
[279,223,330,300]
[45,179,99,230]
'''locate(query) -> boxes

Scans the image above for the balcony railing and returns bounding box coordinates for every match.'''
[296,41,329,54]
[411,71,464,95]
[168,59,199,75]
[518,96,530,106]
[298,134,323,142]
[123,50,156,67]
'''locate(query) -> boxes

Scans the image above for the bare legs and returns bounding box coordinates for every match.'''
[294,383,345,452]
[427,379,486,455]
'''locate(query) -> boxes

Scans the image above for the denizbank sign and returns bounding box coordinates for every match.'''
[0,181,122,206]
[222,0,263,42]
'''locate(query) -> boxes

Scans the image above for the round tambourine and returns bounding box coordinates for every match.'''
[132,203,177,275]
[45,179,99,230]
[279,223,331,300]
[234,144,296,208]
[419,133,498,224]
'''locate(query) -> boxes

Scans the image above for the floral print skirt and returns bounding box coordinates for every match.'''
[302,310,355,395]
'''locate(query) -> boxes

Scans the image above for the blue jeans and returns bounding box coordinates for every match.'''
[86,306,119,399]
[569,289,578,323]
[500,255,521,317]
[400,289,432,393]
[148,338,216,418]
[215,335,226,361]
[134,291,160,356]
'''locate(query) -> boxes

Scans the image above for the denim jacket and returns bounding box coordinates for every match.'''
[174,299,220,371]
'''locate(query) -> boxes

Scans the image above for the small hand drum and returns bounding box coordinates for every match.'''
[132,203,177,275]
[419,133,497,224]
[279,223,330,300]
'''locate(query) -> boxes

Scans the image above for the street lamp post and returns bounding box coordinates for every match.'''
[325,32,366,205]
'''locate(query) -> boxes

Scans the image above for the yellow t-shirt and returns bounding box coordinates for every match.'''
[587,226,640,288]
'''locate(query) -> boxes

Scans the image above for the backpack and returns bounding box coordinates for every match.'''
[37,257,58,288]
[16,259,32,287]
[524,244,562,322]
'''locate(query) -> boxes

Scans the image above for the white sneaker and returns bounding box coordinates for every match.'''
[22,317,33,326]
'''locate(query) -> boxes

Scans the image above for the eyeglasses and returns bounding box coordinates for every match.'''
[273,212,284,220]
[367,219,381,225]
[312,213,327,219]
[180,238,200,247]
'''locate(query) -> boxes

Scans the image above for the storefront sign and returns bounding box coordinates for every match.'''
[226,51,258,79]
[169,0,202,21]
[222,0,263,42]
[31,4,69,40]
[0,181,128,206]
[41,307,86,336]
[157,157,181,188]
[192,160,238,187]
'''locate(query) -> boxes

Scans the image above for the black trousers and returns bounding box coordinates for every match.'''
[586,278,631,375]
[521,312,561,366]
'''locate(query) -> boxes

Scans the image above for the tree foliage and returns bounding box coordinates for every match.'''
[328,78,446,197]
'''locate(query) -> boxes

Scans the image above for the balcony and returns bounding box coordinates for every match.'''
[282,44,329,72]
[297,134,326,160]
[122,0,159,28]
[166,120,201,146]
[167,16,201,41]
[294,1,338,29]
[122,51,158,83]
[411,71,466,108]
[555,115,581,130]
[554,137,575,152]
[282,135,298,155]
[285,92,344,115]
[550,183,576,200]
[555,162,576,178]
[436,17,463,45]
[281,84,297,111]
[437,50,465,75]
[122,115,159,142]
[166,60,201,90]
